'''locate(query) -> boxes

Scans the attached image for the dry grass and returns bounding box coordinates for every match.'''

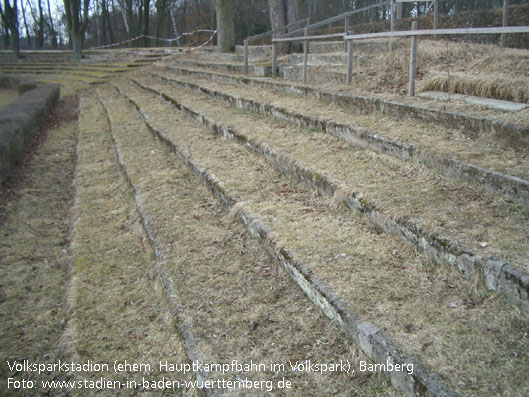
[99,83,400,396]
[0,88,17,107]
[0,106,77,394]
[72,92,196,394]
[114,77,529,396]
[152,69,529,177]
[136,74,529,272]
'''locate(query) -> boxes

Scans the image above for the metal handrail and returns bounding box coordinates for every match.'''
[278,1,390,40]
[344,24,529,91]
[244,17,310,75]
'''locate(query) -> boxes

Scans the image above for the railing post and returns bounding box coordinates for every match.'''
[501,0,509,47]
[347,35,354,86]
[244,39,249,75]
[272,40,278,79]
[303,27,309,83]
[434,0,439,39]
[344,17,350,52]
[390,0,395,32]
[409,21,418,97]
[397,2,402,19]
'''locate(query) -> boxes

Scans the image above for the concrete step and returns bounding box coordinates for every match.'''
[111,76,529,396]
[168,58,272,77]
[67,93,194,388]
[136,71,529,315]
[289,52,371,66]
[307,39,396,54]
[284,63,347,82]
[96,84,396,395]
[235,44,273,56]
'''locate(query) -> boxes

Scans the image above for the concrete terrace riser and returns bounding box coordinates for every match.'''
[149,70,529,207]
[96,92,218,396]
[163,66,529,149]
[112,82,457,397]
[94,87,412,396]
[128,76,529,318]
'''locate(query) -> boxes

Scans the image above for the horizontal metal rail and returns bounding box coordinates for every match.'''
[344,25,529,40]
[345,24,529,93]
[272,32,345,42]
[244,17,311,75]
[246,18,310,44]
[280,1,390,39]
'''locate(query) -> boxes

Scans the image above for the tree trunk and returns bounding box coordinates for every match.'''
[215,0,234,52]
[268,0,287,54]
[1,0,20,57]
[47,0,57,47]
[142,0,150,46]
[63,0,89,59]
[37,0,44,48]
[21,0,31,48]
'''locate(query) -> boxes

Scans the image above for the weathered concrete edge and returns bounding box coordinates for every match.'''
[96,90,216,397]
[0,82,60,185]
[167,59,272,77]
[163,65,529,146]
[116,83,458,397]
[130,77,529,318]
[151,70,529,206]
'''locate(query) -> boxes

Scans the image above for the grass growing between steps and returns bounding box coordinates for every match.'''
[0,88,17,107]
[70,93,196,394]
[113,79,529,396]
[151,70,529,178]
[131,76,529,274]
[0,99,78,394]
[98,86,400,396]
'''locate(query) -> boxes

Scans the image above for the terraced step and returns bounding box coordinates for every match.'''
[235,44,273,56]
[95,86,396,396]
[148,67,529,205]
[125,73,529,316]
[284,64,347,82]
[110,76,529,396]
[159,64,529,149]
[166,58,272,77]
[67,93,194,391]
[307,40,394,54]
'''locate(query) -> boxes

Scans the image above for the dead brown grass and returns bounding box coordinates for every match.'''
[0,111,77,394]
[0,88,17,107]
[113,77,529,396]
[99,83,400,396]
[69,92,196,395]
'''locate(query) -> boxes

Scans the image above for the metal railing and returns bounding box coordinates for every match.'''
[344,25,529,93]
[271,1,390,82]
[244,17,310,75]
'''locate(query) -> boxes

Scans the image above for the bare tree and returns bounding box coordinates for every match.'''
[63,0,89,59]
[21,0,31,48]
[47,0,57,47]
[215,0,234,52]
[0,0,20,57]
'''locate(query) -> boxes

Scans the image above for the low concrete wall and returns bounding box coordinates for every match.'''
[0,74,60,185]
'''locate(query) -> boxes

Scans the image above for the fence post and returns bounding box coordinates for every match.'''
[434,0,439,39]
[272,40,278,78]
[391,0,395,32]
[303,27,309,83]
[344,16,349,52]
[409,21,418,97]
[397,2,402,19]
[347,35,354,86]
[501,0,509,47]
[244,39,249,75]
